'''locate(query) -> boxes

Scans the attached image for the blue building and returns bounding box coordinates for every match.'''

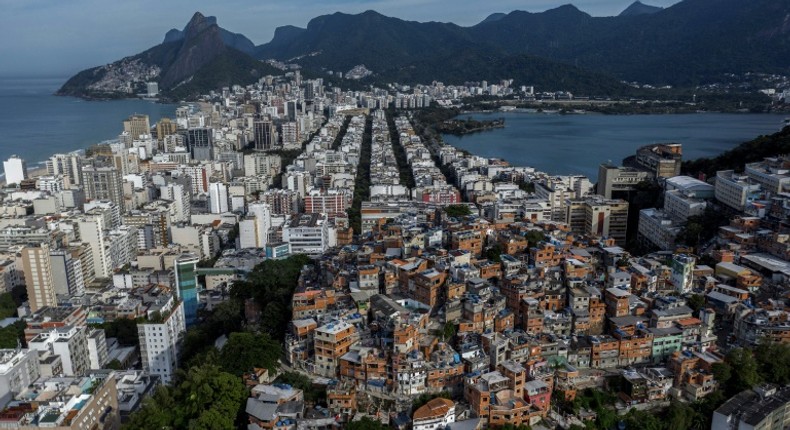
[174,254,200,326]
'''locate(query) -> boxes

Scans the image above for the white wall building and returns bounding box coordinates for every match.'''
[3,155,27,186]
[138,298,186,385]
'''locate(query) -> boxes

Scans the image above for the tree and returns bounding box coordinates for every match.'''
[106,359,123,370]
[275,372,326,404]
[441,322,457,341]
[444,204,472,218]
[664,400,702,430]
[722,348,762,396]
[754,343,790,385]
[622,408,663,430]
[229,254,311,340]
[484,244,503,262]
[0,293,18,319]
[524,230,547,247]
[124,364,246,429]
[219,332,281,376]
[346,417,388,430]
[0,320,25,349]
[100,318,139,347]
[123,386,178,430]
[687,294,705,317]
[711,362,732,388]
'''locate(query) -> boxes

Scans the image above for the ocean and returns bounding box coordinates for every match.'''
[0,77,175,172]
[442,111,788,181]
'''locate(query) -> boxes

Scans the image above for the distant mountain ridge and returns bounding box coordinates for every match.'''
[254,0,790,86]
[59,0,790,99]
[618,1,663,16]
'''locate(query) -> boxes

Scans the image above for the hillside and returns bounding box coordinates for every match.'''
[57,12,269,99]
[683,125,790,179]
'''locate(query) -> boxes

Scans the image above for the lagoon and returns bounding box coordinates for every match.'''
[442,111,787,181]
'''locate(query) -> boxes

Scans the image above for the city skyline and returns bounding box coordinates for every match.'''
[0,0,680,77]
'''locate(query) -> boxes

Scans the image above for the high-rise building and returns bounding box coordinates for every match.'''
[253,119,275,151]
[155,117,178,142]
[76,215,111,279]
[81,166,124,210]
[187,127,213,160]
[285,100,298,121]
[597,163,652,199]
[174,254,199,327]
[3,155,27,186]
[208,182,229,214]
[0,348,41,404]
[138,296,186,385]
[49,247,86,297]
[584,197,629,246]
[21,244,57,312]
[670,254,695,294]
[281,121,300,147]
[29,326,90,376]
[123,114,151,140]
[146,82,159,97]
[261,189,299,215]
[46,153,83,186]
[239,202,272,249]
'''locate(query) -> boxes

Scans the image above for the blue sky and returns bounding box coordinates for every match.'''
[0,0,680,77]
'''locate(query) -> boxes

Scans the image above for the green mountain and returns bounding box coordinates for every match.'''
[257,0,790,86]
[57,12,275,99]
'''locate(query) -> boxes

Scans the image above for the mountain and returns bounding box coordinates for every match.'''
[57,12,274,99]
[162,14,255,55]
[618,1,663,16]
[61,0,790,99]
[255,0,790,86]
[255,10,477,71]
[479,13,506,24]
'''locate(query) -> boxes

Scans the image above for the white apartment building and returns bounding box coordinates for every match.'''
[138,297,186,385]
[28,326,90,376]
[0,348,40,404]
[715,170,762,211]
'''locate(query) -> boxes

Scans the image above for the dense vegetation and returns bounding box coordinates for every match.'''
[443,204,472,218]
[675,207,731,251]
[682,125,790,179]
[385,110,416,188]
[97,318,140,347]
[274,371,327,404]
[347,116,373,234]
[331,116,352,150]
[125,255,312,428]
[229,254,312,341]
[436,117,505,135]
[0,289,28,349]
[165,49,282,101]
[123,364,247,430]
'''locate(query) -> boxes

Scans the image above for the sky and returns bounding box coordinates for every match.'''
[0,0,680,78]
